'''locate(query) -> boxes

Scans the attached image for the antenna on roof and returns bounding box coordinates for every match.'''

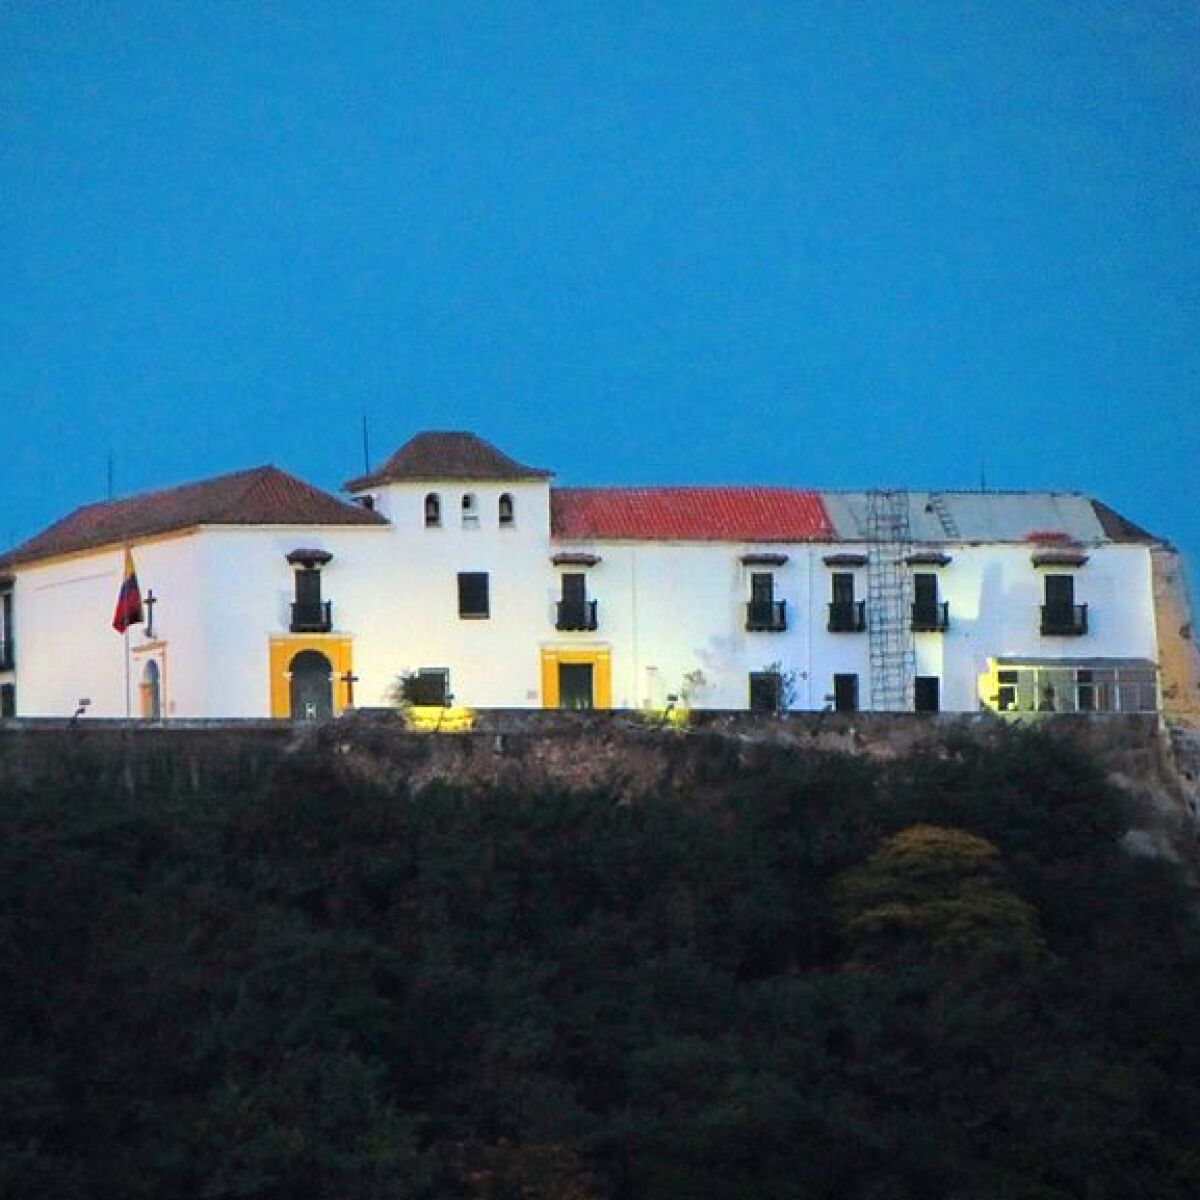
[979,454,987,492]
[107,451,114,500]
[361,412,371,474]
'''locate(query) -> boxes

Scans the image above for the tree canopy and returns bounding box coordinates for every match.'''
[1,724,1197,1199]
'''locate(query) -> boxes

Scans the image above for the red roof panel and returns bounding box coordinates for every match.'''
[551,487,832,542]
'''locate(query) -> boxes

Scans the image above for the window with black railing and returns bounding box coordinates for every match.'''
[290,569,332,633]
[911,573,949,632]
[290,599,332,632]
[1041,575,1087,636]
[1041,603,1088,636]
[746,573,786,631]
[556,598,598,631]
[911,601,950,632]
[828,600,866,632]
[828,572,865,632]
[556,573,598,630]
[746,599,787,632]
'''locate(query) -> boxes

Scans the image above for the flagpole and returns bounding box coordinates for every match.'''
[114,544,143,719]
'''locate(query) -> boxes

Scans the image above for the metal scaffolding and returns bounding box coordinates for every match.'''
[866,490,915,711]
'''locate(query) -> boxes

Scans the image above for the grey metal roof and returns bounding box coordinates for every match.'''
[992,656,1158,669]
[819,492,1151,545]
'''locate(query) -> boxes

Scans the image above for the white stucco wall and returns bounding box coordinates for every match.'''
[916,542,1158,711]
[12,536,212,718]
[547,539,1158,713]
[552,542,826,710]
[350,479,554,707]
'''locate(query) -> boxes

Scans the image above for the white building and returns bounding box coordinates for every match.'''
[0,431,1180,721]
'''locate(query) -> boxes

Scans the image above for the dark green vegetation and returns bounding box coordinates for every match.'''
[2,726,1199,1199]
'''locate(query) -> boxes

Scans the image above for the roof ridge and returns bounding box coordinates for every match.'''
[0,463,383,570]
[109,464,278,512]
[211,465,289,522]
[552,484,821,493]
[3,468,273,552]
[346,430,550,489]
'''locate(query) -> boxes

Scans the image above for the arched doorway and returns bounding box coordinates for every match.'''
[289,649,333,720]
[139,660,162,721]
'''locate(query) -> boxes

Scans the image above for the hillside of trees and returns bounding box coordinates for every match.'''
[2,724,1199,1199]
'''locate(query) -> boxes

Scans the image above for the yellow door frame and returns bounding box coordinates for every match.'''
[269,635,354,718]
[540,647,612,709]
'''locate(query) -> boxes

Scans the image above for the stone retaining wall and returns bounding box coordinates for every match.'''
[0,708,1195,876]
[0,709,1167,798]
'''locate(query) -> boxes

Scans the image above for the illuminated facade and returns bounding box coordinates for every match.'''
[0,432,1184,720]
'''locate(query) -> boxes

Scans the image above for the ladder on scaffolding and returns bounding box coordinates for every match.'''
[926,492,961,539]
[866,490,915,711]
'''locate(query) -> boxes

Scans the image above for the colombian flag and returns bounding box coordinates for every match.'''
[112,547,144,633]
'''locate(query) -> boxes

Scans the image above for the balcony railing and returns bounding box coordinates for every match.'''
[746,599,787,632]
[290,600,333,633]
[556,599,598,631]
[1041,603,1088,637]
[911,601,950,633]
[828,600,866,633]
[0,639,12,672]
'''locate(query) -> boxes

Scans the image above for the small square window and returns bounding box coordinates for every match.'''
[749,671,782,714]
[458,572,490,619]
[404,669,450,706]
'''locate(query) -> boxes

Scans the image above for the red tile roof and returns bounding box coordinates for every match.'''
[345,431,551,491]
[551,487,833,542]
[0,466,386,568]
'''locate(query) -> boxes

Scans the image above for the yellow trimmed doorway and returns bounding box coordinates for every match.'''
[269,636,354,719]
[540,647,612,710]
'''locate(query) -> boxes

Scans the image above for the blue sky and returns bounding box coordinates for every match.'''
[1,3,1197,573]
